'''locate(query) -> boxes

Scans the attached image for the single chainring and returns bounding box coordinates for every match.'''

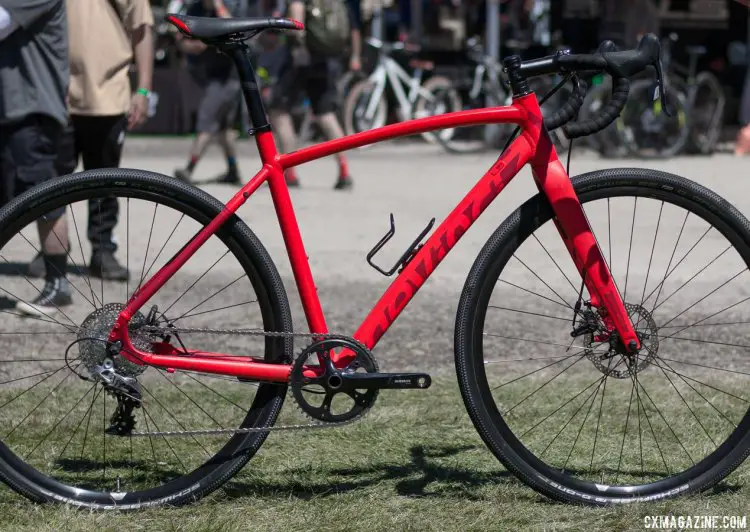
[78,302,154,378]
[290,338,379,422]
[584,302,659,379]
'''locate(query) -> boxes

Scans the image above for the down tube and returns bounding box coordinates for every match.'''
[354,135,534,349]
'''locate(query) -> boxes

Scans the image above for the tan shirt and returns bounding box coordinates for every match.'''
[66,0,154,116]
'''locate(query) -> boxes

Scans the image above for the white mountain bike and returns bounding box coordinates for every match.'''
[342,37,461,143]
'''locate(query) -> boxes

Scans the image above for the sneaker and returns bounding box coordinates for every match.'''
[27,252,45,278]
[89,251,129,281]
[218,167,241,185]
[16,277,73,317]
[174,168,192,182]
[334,176,353,190]
[286,175,301,188]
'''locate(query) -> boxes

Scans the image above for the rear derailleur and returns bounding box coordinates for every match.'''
[92,359,142,436]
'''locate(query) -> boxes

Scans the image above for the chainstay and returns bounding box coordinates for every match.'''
[128,326,371,437]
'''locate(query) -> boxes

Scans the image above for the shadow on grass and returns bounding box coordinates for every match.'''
[222,444,511,501]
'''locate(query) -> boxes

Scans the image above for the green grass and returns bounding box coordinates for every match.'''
[0,374,747,532]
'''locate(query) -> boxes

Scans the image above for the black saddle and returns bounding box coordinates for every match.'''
[166,14,302,41]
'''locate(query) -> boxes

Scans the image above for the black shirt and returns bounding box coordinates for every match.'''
[186,1,249,81]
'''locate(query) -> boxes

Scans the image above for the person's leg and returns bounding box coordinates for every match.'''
[213,78,242,184]
[6,115,73,316]
[76,114,129,281]
[27,118,78,278]
[267,47,302,185]
[308,59,352,189]
[175,79,224,181]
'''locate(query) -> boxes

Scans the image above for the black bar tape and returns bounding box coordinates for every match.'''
[543,78,588,131]
[563,76,630,139]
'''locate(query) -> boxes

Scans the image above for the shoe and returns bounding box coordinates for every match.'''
[286,175,301,188]
[89,251,129,281]
[334,176,353,190]
[174,168,192,182]
[27,252,45,278]
[218,167,241,185]
[16,277,73,317]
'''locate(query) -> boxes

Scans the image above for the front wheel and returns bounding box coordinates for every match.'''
[0,169,293,508]
[456,168,750,504]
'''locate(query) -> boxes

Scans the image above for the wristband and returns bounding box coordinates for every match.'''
[136,88,151,97]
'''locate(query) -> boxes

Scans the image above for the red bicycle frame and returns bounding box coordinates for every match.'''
[110,92,639,381]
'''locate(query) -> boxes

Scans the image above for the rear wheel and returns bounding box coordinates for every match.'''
[456,168,750,504]
[0,169,293,508]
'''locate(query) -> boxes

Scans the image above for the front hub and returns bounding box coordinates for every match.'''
[584,302,659,379]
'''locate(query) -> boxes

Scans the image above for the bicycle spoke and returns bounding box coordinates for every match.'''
[654,362,717,446]
[485,354,573,365]
[176,299,258,321]
[161,250,230,317]
[58,385,101,463]
[497,279,573,310]
[17,228,96,310]
[649,210,690,315]
[155,370,224,429]
[614,373,636,483]
[630,370,670,477]
[652,246,734,315]
[170,274,246,324]
[531,233,578,295]
[98,201,104,306]
[487,305,569,322]
[540,379,603,459]
[644,223,711,309]
[639,200,664,309]
[623,197,637,301]
[658,357,750,377]
[140,383,211,457]
[511,255,572,309]
[141,404,187,474]
[140,213,186,283]
[135,202,159,299]
[504,355,587,414]
[26,381,98,460]
[69,204,101,308]
[634,375,695,466]
[562,376,605,471]
[520,375,603,439]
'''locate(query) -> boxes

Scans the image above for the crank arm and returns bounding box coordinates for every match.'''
[339,372,431,390]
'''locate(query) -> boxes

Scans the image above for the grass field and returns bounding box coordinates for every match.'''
[0,372,747,532]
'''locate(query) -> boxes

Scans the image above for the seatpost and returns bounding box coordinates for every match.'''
[226,44,271,136]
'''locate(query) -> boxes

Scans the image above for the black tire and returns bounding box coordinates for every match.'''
[455,168,750,504]
[0,169,293,509]
[685,72,726,155]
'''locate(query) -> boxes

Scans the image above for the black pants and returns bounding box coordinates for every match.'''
[0,115,63,214]
[56,114,127,254]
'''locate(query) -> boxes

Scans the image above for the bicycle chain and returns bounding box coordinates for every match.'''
[126,325,370,438]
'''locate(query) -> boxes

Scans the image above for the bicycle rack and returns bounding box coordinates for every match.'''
[366,213,435,277]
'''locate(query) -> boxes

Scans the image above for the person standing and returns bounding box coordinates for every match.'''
[267,0,361,189]
[173,0,249,185]
[0,0,73,316]
[28,0,154,281]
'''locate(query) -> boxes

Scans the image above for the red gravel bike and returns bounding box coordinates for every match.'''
[0,16,748,508]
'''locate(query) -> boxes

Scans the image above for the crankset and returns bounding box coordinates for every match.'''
[290,338,431,423]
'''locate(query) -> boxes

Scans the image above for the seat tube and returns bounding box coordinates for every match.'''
[228,45,276,164]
